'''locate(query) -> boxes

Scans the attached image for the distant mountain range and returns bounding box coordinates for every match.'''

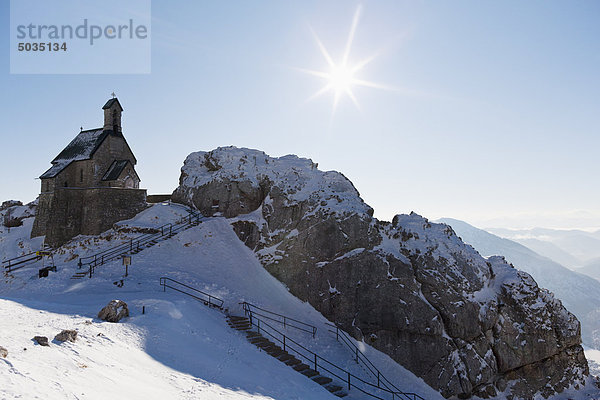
[439,218,600,349]
[487,227,600,268]
[579,258,600,282]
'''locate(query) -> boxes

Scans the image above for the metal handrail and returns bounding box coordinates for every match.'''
[79,210,201,277]
[326,322,409,396]
[240,302,317,337]
[243,311,424,400]
[2,252,41,272]
[78,222,175,264]
[160,277,224,309]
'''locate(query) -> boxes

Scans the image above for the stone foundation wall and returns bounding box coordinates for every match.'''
[31,187,147,246]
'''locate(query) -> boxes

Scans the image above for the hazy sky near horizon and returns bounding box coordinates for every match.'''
[0,1,598,230]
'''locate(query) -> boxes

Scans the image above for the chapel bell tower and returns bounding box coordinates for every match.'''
[103,96,123,133]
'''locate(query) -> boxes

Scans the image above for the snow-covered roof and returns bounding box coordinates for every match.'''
[40,127,136,180]
[40,128,107,179]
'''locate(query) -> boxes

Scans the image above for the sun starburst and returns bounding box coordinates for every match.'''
[299,5,389,114]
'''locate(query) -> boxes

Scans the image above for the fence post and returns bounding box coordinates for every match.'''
[283,335,286,351]
[314,354,317,372]
[347,372,351,390]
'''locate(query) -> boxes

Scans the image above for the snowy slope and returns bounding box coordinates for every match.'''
[1,204,443,400]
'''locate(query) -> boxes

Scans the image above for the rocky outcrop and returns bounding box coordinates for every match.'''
[33,336,49,346]
[172,147,590,398]
[54,330,78,343]
[98,300,129,323]
[1,200,36,228]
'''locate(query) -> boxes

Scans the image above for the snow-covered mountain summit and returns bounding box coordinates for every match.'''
[171,146,595,399]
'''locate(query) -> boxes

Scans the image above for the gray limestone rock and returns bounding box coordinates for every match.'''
[98,300,129,323]
[54,329,78,343]
[33,336,49,346]
[172,147,590,398]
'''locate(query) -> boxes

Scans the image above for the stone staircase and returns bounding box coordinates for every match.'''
[226,315,347,398]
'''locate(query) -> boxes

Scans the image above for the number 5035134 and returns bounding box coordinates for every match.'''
[18,42,67,52]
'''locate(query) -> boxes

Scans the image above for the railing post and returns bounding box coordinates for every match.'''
[283,335,286,351]
[257,318,261,334]
[283,316,286,329]
[347,372,351,390]
[314,354,317,372]
[377,371,380,388]
[101,255,104,265]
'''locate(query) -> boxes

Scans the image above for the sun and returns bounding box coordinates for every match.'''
[298,5,388,113]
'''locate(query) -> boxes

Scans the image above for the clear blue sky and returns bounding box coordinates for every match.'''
[1,1,599,229]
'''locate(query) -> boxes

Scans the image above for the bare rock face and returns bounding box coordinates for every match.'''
[98,300,129,323]
[0,346,7,358]
[172,147,590,398]
[33,336,49,346]
[54,329,78,343]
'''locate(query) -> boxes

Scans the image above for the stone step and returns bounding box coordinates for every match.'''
[267,348,285,357]
[228,319,250,324]
[277,353,294,362]
[248,336,269,344]
[284,357,302,366]
[325,384,344,394]
[293,363,310,372]
[228,321,251,327]
[301,368,319,378]
[312,376,333,386]
[228,315,249,320]
[232,325,251,331]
